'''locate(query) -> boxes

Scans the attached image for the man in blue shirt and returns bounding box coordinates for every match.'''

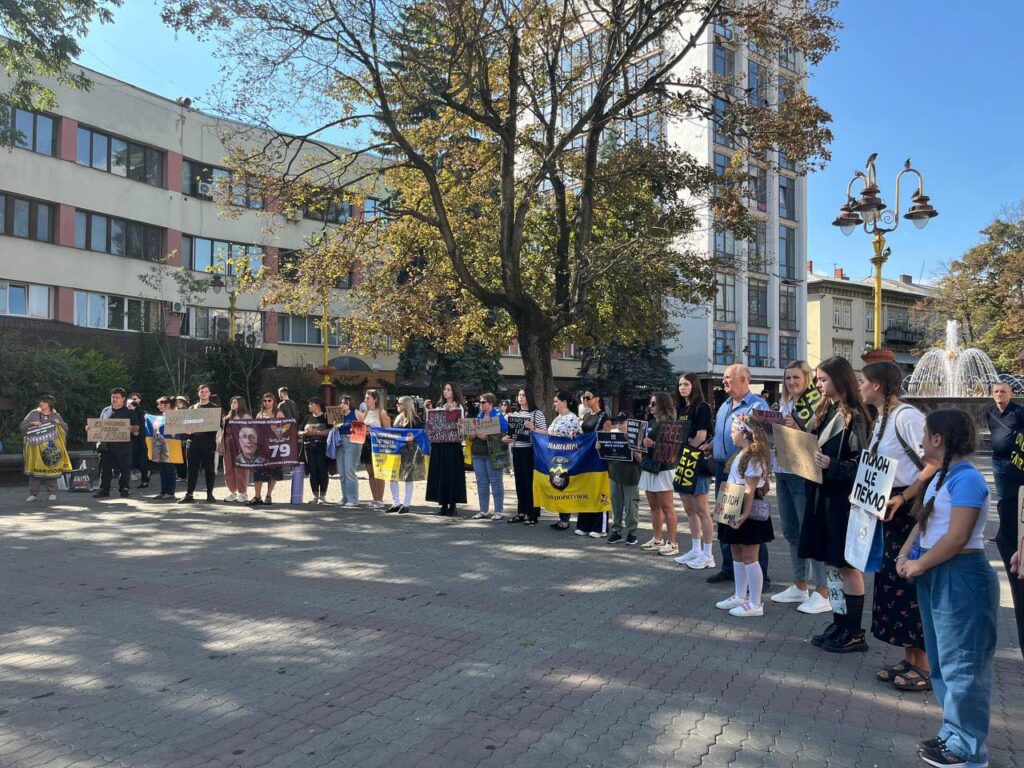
[708,364,770,584]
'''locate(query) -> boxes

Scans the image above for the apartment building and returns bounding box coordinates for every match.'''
[806,262,936,372]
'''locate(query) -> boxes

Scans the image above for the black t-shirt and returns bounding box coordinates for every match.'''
[987,402,1024,458]
[189,402,222,448]
[581,410,609,433]
[679,401,713,441]
[102,405,142,451]
[302,413,329,444]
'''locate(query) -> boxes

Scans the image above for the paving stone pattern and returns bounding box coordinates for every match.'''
[0,463,1020,768]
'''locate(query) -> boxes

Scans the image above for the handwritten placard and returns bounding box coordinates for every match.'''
[674,447,701,490]
[25,423,57,446]
[86,418,132,443]
[349,421,368,445]
[597,431,633,462]
[326,406,345,425]
[507,415,530,442]
[426,409,462,443]
[165,408,222,434]
[773,424,823,484]
[849,451,898,519]
[713,481,745,525]
[461,417,502,438]
[652,421,689,465]
[754,408,786,447]
[626,419,648,454]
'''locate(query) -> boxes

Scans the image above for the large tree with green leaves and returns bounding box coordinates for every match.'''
[163,0,837,407]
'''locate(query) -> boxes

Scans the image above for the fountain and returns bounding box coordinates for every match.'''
[906,320,1000,397]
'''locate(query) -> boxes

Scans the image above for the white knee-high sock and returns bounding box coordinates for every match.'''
[746,562,764,607]
[732,561,748,600]
[389,481,400,506]
[691,537,701,553]
[403,482,413,507]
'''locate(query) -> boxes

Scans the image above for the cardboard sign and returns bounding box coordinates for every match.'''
[507,415,530,442]
[652,421,690,465]
[349,421,368,445]
[754,408,786,448]
[165,407,222,434]
[713,481,745,525]
[426,408,462,443]
[848,450,898,519]
[596,431,633,462]
[223,418,299,468]
[86,418,132,443]
[626,419,648,454]
[674,446,701,490]
[461,417,502,438]
[326,406,345,425]
[773,424,823,484]
[25,423,58,446]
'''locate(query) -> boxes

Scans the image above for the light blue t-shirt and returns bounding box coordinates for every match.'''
[713,392,768,462]
[919,461,990,550]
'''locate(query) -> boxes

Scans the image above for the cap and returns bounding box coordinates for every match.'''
[615,411,629,422]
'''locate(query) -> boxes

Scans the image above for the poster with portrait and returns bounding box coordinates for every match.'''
[223,418,299,468]
[626,419,648,454]
[349,421,368,445]
[426,408,463,443]
[596,431,633,462]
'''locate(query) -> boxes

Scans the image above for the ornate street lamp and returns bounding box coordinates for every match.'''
[210,272,239,342]
[830,154,938,362]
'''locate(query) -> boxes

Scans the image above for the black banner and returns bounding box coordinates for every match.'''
[597,431,633,462]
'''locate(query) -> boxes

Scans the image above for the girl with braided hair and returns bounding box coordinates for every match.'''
[896,409,998,768]
[797,356,871,653]
[859,362,939,691]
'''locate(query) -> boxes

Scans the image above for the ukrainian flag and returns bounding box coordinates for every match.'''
[144,414,184,464]
[532,432,611,514]
[369,428,431,482]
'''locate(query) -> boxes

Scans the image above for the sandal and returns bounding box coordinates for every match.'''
[893,665,932,692]
[876,659,912,683]
[550,521,571,530]
[523,520,537,526]
[470,512,489,520]
[507,514,528,523]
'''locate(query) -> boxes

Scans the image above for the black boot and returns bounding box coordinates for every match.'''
[812,616,841,647]
[823,594,868,653]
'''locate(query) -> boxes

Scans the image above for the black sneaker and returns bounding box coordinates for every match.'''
[625,533,638,545]
[398,506,410,514]
[177,495,194,504]
[385,504,400,513]
[706,571,734,584]
[119,490,130,498]
[206,495,216,503]
[822,627,868,654]
[93,490,110,498]
[917,737,945,753]
[811,622,840,647]
[607,532,624,544]
[918,742,967,767]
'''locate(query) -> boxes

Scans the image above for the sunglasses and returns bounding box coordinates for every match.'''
[582,395,593,401]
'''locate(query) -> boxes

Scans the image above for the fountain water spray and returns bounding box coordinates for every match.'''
[905,320,1000,397]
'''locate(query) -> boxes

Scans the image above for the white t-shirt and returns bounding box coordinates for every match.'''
[727,449,767,490]
[363,408,383,428]
[868,404,926,487]
[918,461,990,550]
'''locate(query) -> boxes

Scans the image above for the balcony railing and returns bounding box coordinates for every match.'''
[883,324,925,346]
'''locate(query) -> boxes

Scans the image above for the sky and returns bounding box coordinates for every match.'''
[74,1,1024,285]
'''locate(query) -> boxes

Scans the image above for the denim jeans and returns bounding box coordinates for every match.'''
[472,457,504,515]
[716,463,770,578]
[158,463,177,496]
[917,552,999,766]
[776,471,824,585]
[991,457,1014,507]
[610,480,639,535]
[337,440,362,505]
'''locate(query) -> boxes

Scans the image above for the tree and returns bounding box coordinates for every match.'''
[397,337,504,395]
[1,0,122,142]
[163,0,838,407]
[930,203,1024,373]
[577,337,676,410]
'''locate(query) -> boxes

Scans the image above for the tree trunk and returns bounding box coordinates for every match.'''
[518,326,556,418]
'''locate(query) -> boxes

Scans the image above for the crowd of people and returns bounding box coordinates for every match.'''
[17,363,1024,768]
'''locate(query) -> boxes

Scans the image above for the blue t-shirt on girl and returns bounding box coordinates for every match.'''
[919,461,990,550]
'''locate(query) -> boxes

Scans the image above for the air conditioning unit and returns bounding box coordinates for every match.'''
[215,316,230,331]
[171,301,185,314]
[197,181,215,198]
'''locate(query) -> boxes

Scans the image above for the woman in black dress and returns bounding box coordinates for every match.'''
[798,356,870,653]
[576,392,611,536]
[425,382,468,516]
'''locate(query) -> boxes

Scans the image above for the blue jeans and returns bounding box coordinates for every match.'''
[991,456,1014,508]
[776,471,824,585]
[716,463,770,578]
[917,552,999,766]
[472,457,504,515]
[337,440,362,505]
[158,463,177,496]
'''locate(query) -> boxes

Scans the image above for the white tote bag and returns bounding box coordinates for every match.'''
[844,504,878,572]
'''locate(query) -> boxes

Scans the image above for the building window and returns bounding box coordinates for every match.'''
[748,333,769,367]
[363,198,388,221]
[713,43,735,80]
[748,60,767,107]
[779,284,798,331]
[0,280,51,318]
[779,174,797,221]
[6,106,55,156]
[182,307,263,344]
[304,196,350,224]
[779,37,798,71]
[714,224,739,263]
[748,164,768,212]
[73,291,152,332]
[75,210,165,260]
[0,192,54,243]
[748,220,769,272]
[778,147,796,172]
[278,314,338,347]
[75,127,164,187]
[866,303,874,333]
[713,18,733,40]
[779,335,799,366]
[778,225,797,279]
[749,279,769,327]
[712,97,735,148]
[714,272,736,322]
[182,236,264,275]
[833,339,854,361]
[833,298,853,329]
[714,328,736,365]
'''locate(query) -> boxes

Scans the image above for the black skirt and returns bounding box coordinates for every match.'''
[719,517,774,546]
[426,442,467,505]
[871,493,924,649]
[798,482,852,568]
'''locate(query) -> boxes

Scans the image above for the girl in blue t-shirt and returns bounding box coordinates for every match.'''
[896,409,998,768]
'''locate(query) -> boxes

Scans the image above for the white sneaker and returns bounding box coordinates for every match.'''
[658,542,680,556]
[771,584,810,604]
[729,601,764,618]
[48,494,57,501]
[588,531,602,538]
[674,549,700,564]
[797,592,832,614]
[573,529,586,536]
[25,495,37,502]
[640,537,664,551]
[687,554,716,570]
[716,595,746,610]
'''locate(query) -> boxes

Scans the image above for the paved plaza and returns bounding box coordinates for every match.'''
[0,467,1020,768]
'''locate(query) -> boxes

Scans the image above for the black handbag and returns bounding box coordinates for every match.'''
[696,451,717,477]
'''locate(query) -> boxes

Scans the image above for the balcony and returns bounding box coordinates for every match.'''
[883,323,925,348]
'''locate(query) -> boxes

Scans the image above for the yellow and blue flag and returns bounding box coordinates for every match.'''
[369,427,431,482]
[532,432,611,514]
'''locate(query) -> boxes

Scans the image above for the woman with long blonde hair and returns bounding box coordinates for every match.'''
[387,396,421,514]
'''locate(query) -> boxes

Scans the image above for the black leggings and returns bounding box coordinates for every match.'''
[306,443,329,497]
[512,446,540,521]
[996,493,1024,658]
[186,442,216,495]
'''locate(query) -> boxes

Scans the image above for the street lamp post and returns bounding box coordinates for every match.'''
[210,272,239,342]
[316,299,337,405]
[831,154,938,363]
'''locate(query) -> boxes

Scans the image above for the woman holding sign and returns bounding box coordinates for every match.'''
[249,393,286,506]
[575,393,611,536]
[469,393,509,520]
[638,392,680,556]
[425,383,466,516]
[359,389,392,509]
[798,356,871,653]
[527,390,580,530]
[387,396,421,514]
[333,396,362,508]
[503,389,547,525]
[20,395,72,502]
[674,374,716,569]
[860,362,938,691]
[302,397,331,504]
[221,396,251,502]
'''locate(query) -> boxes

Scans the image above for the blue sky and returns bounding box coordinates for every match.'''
[76,2,1024,284]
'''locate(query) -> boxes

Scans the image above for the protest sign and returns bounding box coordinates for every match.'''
[674,446,701,490]
[349,421,368,445]
[773,424,822,483]
[325,406,345,425]
[848,451,898,519]
[626,418,648,454]
[753,408,786,447]
[370,427,430,482]
[426,409,462,443]
[791,386,823,430]
[1010,431,1024,474]
[461,417,502,439]
[25,423,58,446]
[165,408,222,434]
[507,415,530,442]
[86,418,132,443]
[596,431,633,462]
[713,481,745,525]
[223,418,299,468]
[532,433,611,514]
[652,421,689,465]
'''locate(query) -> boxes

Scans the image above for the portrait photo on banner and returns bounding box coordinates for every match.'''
[223,418,299,468]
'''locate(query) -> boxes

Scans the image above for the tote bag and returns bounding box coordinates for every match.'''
[844,504,883,572]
